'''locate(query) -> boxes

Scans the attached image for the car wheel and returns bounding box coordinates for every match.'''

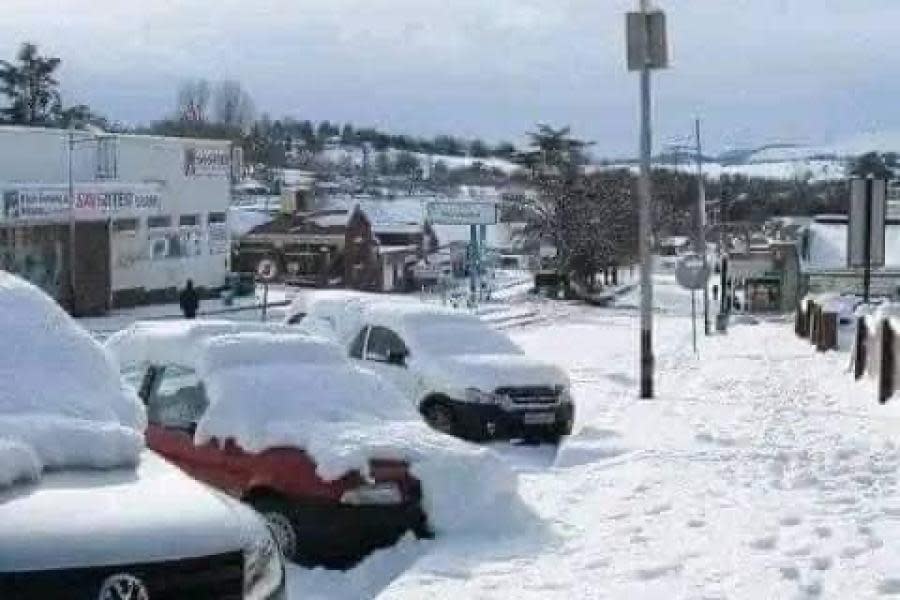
[423,402,456,436]
[255,256,281,283]
[251,497,299,560]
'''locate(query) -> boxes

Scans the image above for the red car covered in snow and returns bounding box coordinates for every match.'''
[106,321,429,567]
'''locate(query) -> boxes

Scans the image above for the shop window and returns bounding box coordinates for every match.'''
[147,215,172,229]
[179,214,199,227]
[113,218,139,234]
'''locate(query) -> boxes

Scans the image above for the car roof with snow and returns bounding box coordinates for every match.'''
[104,319,300,369]
[359,302,480,331]
[0,272,145,489]
[284,289,380,324]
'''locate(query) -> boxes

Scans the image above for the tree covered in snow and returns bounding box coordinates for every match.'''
[519,169,638,289]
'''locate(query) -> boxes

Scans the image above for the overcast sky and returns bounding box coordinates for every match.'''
[3,0,900,157]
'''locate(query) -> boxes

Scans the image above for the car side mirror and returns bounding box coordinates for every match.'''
[387,350,408,366]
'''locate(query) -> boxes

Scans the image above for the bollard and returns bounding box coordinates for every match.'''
[879,319,895,405]
[795,305,807,338]
[816,311,837,352]
[854,317,868,380]
[808,302,819,345]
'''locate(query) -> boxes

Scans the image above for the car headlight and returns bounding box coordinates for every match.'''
[244,523,285,600]
[465,387,503,405]
[340,481,403,506]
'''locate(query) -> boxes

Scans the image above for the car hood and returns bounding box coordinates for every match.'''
[425,353,569,393]
[0,450,251,572]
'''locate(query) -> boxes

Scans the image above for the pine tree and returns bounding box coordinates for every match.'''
[0,43,62,125]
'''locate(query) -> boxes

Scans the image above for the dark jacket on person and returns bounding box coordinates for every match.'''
[179,284,200,319]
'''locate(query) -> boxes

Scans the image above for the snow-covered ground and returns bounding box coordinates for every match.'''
[74,272,900,598]
[277,276,900,599]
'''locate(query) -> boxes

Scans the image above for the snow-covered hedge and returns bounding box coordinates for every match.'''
[0,272,145,488]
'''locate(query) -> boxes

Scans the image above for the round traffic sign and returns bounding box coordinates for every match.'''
[676,253,710,290]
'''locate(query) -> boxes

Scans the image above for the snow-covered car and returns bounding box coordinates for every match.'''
[283,289,380,326]
[328,302,575,443]
[0,274,285,600]
[105,321,431,567]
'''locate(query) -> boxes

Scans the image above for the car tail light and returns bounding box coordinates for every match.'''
[340,482,403,506]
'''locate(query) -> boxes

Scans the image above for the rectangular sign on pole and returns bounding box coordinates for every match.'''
[626,11,669,71]
[848,178,886,268]
[426,202,497,225]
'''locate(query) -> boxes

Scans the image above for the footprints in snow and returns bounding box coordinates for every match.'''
[555,426,630,468]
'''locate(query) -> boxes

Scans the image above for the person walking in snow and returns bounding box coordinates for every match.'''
[179,279,200,319]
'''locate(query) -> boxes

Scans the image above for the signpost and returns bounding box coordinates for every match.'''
[426,201,498,226]
[676,253,710,353]
[427,201,498,306]
[627,1,669,398]
[848,177,887,303]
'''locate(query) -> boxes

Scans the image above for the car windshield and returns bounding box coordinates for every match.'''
[409,319,521,356]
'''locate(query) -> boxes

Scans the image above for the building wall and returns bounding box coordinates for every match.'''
[111,135,231,297]
[0,127,231,307]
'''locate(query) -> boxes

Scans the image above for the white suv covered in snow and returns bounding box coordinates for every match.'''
[0,273,285,599]
[313,301,575,443]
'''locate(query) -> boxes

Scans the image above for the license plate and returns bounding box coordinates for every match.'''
[522,412,555,425]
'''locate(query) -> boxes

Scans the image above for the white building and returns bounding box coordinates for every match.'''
[0,126,233,314]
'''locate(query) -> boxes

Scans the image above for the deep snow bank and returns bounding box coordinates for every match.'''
[0,272,145,488]
[195,333,532,535]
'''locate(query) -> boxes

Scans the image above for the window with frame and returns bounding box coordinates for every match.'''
[207,212,227,225]
[365,326,408,363]
[113,218,138,234]
[147,215,172,229]
[95,137,118,180]
[146,365,208,431]
[179,214,199,227]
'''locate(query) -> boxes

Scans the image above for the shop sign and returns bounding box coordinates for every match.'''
[184,146,231,177]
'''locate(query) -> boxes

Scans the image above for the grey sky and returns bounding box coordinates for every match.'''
[3,0,900,156]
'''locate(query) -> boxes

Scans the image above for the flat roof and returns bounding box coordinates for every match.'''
[0,124,232,147]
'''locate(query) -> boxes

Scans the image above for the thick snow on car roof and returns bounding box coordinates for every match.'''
[284,289,380,324]
[362,301,480,330]
[197,331,346,373]
[105,319,294,370]
[0,272,145,488]
[190,330,531,535]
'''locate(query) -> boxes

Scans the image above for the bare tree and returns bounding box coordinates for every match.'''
[177,79,210,122]
[213,80,254,130]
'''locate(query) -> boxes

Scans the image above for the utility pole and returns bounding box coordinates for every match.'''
[695,118,710,335]
[67,131,77,316]
[627,0,668,398]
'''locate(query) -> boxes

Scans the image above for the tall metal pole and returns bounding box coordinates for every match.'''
[864,177,873,304]
[638,0,654,398]
[695,118,710,335]
[67,132,77,315]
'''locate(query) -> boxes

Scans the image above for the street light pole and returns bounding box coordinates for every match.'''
[67,131,77,315]
[695,118,710,335]
[637,0,655,399]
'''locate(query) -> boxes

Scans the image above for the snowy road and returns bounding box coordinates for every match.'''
[78,275,900,598]
[287,276,900,599]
